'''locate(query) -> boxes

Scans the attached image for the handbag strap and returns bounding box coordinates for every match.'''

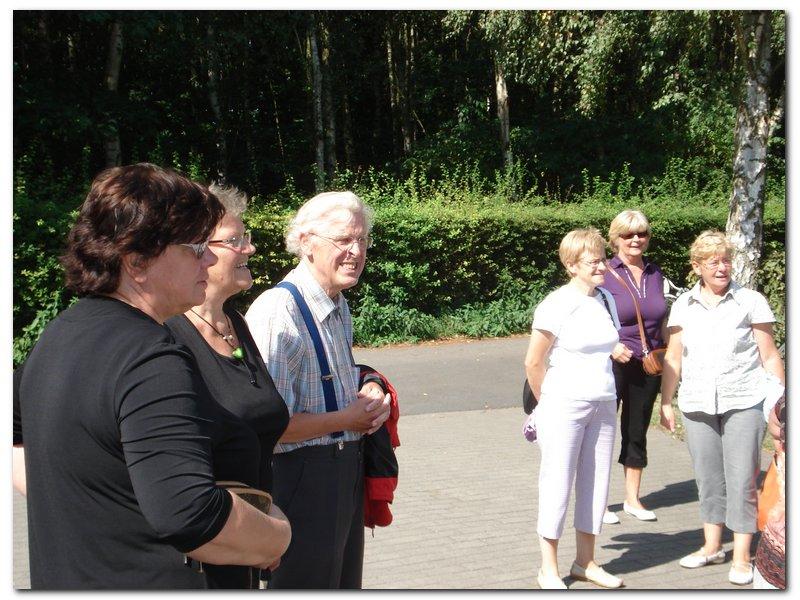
[276,281,343,438]
[606,266,652,355]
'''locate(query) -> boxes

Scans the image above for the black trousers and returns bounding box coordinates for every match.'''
[269,440,364,589]
[613,360,661,469]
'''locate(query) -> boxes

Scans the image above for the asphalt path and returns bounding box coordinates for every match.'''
[12,334,533,589]
[353,334,531,415]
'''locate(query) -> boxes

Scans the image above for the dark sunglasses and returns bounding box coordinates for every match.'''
[620,231,650,240]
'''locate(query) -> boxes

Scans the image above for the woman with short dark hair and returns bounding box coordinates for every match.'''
[13,163,291,590]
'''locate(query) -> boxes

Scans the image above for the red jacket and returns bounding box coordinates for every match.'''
[358,366,399,529]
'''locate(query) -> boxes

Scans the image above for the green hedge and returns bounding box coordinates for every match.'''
[230,196,785,346]
[13,187,786,363]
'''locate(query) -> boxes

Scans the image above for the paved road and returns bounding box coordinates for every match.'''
[353,335,531,415]
[13,336,771,589]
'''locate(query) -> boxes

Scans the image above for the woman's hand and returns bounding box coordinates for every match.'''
[768,401,783,453]
[660,403,676,433]
[611,342,633,363]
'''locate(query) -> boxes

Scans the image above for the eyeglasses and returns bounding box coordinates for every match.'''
[580,258,607,268]
[702,257,732,270]
[620,231,650,240]
[209,230,252,251]
[179,241,209,259]
[312,233,374,251]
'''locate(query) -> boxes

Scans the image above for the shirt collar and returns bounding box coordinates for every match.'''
[292,260,341,322]
[609,254,654,272]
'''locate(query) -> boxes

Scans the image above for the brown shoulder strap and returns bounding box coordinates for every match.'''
[606,266,651,354]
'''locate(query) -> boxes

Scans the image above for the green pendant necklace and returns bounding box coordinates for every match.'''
[190,309,244,359]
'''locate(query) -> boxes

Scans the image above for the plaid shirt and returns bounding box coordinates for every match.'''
[245,261,362,453]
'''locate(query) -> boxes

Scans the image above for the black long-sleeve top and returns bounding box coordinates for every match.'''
[166,305,289,588]
[13,296,256,589]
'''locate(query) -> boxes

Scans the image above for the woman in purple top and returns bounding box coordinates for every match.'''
[601,210,668,524]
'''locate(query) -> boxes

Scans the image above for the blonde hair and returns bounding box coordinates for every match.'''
[559,227,606,275]
[285,191,374,257]
[689,230,733,264]
[608,209,651,251]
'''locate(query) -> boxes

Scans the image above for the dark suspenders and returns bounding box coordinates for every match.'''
[276,281,343,438]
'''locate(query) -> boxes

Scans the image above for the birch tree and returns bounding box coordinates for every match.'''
[725,11,777,288]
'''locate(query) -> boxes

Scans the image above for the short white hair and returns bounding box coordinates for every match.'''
[285,191,374,257]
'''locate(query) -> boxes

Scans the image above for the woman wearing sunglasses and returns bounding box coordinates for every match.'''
[660,230,784,585]
[600,210,668,525]
[166,183,290,589]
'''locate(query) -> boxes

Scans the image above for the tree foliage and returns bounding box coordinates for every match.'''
[13,10,786,358]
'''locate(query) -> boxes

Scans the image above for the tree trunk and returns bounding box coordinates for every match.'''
[725,11,771,289]
[320,19,338,179]
[399,22,414,155]
[308,14,325,191]
[103,19,123,168]
[341,88,356,168]
[205,23,227,183]
[386,29,401,159]
[494,54,512,169]
[267,78,288,177]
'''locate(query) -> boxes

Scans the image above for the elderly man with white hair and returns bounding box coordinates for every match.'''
[245,191,391,589]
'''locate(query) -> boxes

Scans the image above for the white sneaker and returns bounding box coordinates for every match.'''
[623,502,657,521]
[602,510,620,524]
[679,548,726,568]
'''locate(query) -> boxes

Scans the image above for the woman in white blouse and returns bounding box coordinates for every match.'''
[660,230,784,586]
[525,228,624,589]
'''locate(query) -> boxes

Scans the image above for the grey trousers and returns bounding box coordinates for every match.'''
[269,440,364,589]
[682,403,765,534]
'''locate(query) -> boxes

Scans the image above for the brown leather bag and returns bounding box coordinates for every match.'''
[606,266,666,375]
[217,480,273,514]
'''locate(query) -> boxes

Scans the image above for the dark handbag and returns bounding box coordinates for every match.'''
[522,378,538,414]
[606,267,667,375]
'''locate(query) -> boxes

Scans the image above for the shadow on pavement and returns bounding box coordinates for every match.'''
[608,478,699,513]
[599,527,734,578]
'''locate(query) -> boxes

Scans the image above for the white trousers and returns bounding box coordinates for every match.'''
[536,398,617,539]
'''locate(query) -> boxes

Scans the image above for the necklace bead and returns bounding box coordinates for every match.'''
[190,309,243,359]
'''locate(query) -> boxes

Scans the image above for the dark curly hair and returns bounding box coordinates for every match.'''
[61,163,224,296]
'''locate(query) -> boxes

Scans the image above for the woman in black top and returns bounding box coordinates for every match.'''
[166,183,290,589]
[12,164,291,589]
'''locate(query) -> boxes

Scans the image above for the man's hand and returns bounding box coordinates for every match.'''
[342,382,390,433]
[359,381,391,435]
[611,342,633,363]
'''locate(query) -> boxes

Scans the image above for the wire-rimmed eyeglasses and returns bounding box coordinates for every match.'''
[209,230,252,251]
[312,233,373,251]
